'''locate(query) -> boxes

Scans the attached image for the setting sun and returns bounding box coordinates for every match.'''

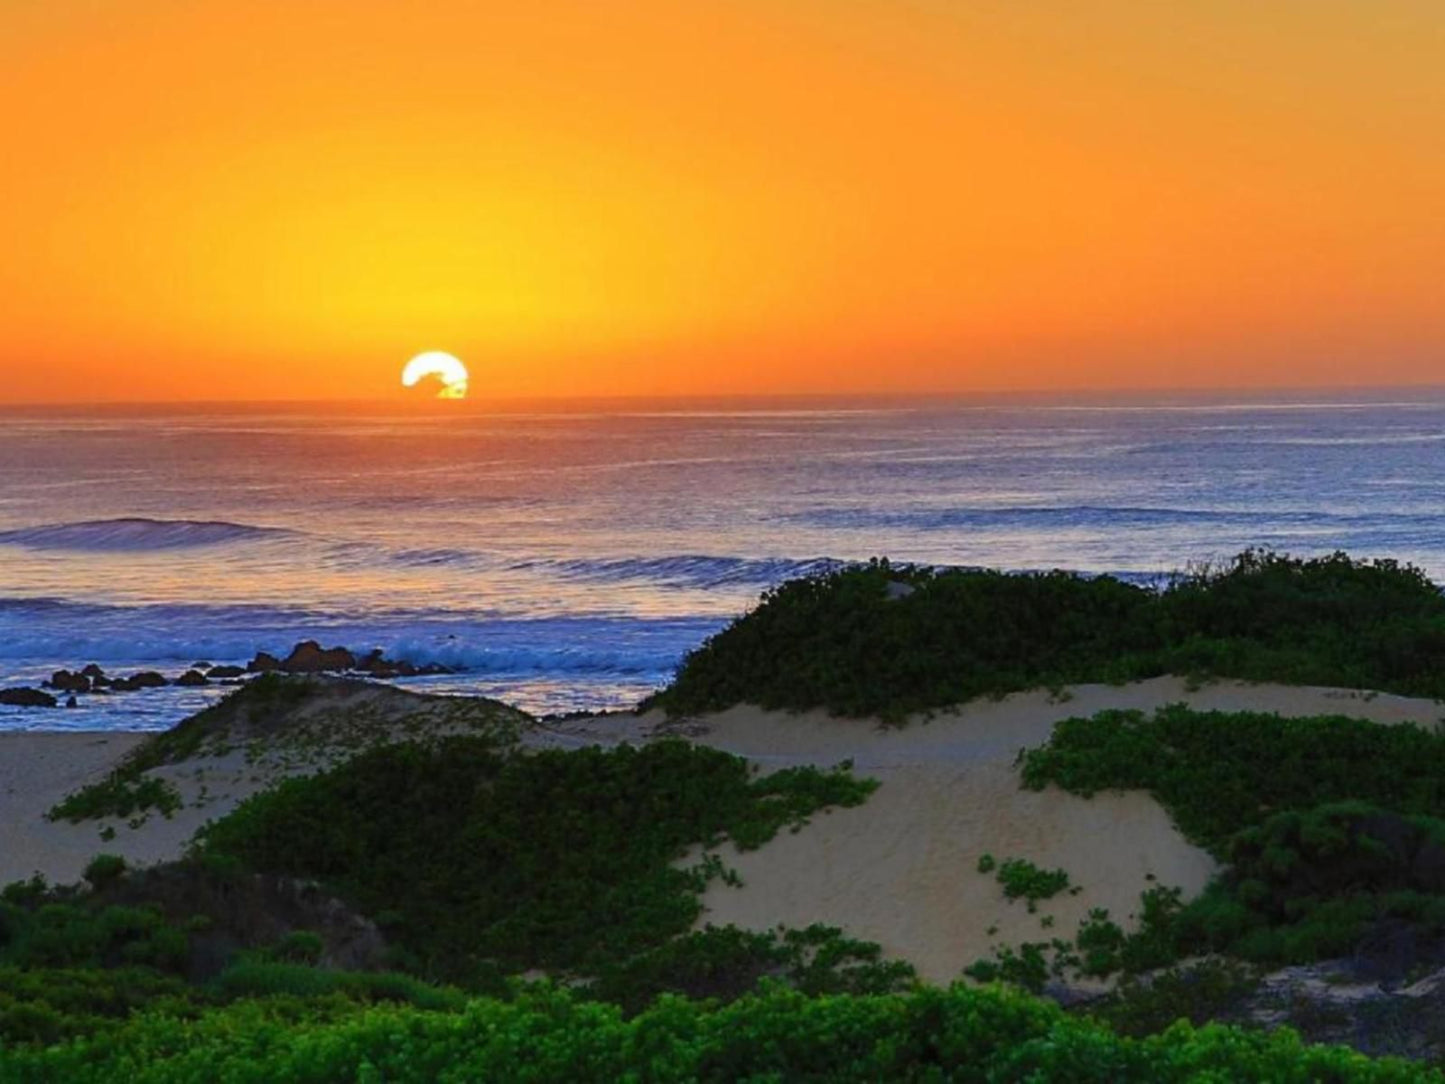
[401,351,469,400]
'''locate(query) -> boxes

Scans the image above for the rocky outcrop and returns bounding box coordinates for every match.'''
[1243,959,1445,1062]
[280,641,356,673]
[46,669,91,693]
[0,687,58,708]
[207,665,246,679]
[356,649,452,678]
[174,669,210,687]
[243,642,451,678]
[247,652,282,673]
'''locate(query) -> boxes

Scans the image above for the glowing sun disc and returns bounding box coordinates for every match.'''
[401,351,469,399]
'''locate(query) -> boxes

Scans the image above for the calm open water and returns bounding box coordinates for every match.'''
[3,390,1444,729]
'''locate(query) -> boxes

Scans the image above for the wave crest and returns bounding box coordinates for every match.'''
[0,518,293,551]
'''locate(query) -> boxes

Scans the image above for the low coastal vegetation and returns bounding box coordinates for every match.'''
[3,705,903,1064]
[969,705,1445,1038]
[1020,704,1445,857]
[647,549,1445,719]
[3,981,1438,1082]
[193,736,878,984]
[16,551,1445,1076]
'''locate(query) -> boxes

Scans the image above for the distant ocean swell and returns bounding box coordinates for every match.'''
[0,518,295,550]
[784,505,1445,535]
[0,518,846,590]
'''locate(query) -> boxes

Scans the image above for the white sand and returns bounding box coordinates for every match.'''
[2,674,1439,984]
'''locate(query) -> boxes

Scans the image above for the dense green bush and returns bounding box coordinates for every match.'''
[648,550,1445,719]
[0,966,202,1047]
[587,923,917,1015]
[1088,959,1261,1038]
[1007,708,1445,973]
[80,854,127,892]
[196,737,876,983]
[1,982,1436,1083]
[1020,705,1445,856]
[1164,804,1445,967]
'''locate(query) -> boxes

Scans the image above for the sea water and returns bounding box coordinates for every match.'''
[3,390,1444,729]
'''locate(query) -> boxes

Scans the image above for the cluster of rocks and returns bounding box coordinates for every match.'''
[244,641,452,679]
[0,642,452,709]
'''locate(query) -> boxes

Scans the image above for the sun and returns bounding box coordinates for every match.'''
[401,351,469,399]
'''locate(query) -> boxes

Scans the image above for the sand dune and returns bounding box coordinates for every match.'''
[2,675,1439,984]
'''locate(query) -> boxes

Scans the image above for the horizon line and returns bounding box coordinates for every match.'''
[3,381,1445,412]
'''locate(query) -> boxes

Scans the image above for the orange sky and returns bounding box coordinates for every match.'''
[2,1,1442,402]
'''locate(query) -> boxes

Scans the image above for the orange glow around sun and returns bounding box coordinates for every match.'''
[1,2,1443,403]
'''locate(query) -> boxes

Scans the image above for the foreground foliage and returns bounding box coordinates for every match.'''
[648,550,1445,719]
[1,982,1436,1084]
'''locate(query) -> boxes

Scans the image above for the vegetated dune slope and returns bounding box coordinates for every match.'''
[0,680,531,887]
[3,674,1440,986]
[669,676,1444,984]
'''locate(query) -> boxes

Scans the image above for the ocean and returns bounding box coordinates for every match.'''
[3,389,1444,730]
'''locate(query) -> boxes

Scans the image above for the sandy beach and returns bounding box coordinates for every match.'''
[3,675,1440,984]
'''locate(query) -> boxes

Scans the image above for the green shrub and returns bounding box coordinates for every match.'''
[196,738,876,984]
[0,966,202,1046]
[80,855,127,892]
[648,551,1445,720]
[586,923,917,1015]
[47,775,181,824]
[2,982,1435,1083]
[1020,705,1445,856]
[989,857,1072,911]
[262,930,325,964]
[1089,959,1261,1038]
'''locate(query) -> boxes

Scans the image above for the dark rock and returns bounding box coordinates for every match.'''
[247,651,282,673]
[175,669,210,687]
[65,696,78,709]
[207,665,246,679]
[80,663,107,680]
[113,671,168,692]
[191,661,212,671]
[356,650,398,677]
[354,649,449,679]
[46,669,91,693]
[281,641,356,673]
[0,687,58,708]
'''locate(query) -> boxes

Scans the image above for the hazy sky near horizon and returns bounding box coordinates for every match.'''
[2,2,1442,403]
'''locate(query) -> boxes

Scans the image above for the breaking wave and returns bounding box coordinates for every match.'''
[0,518,294,551]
